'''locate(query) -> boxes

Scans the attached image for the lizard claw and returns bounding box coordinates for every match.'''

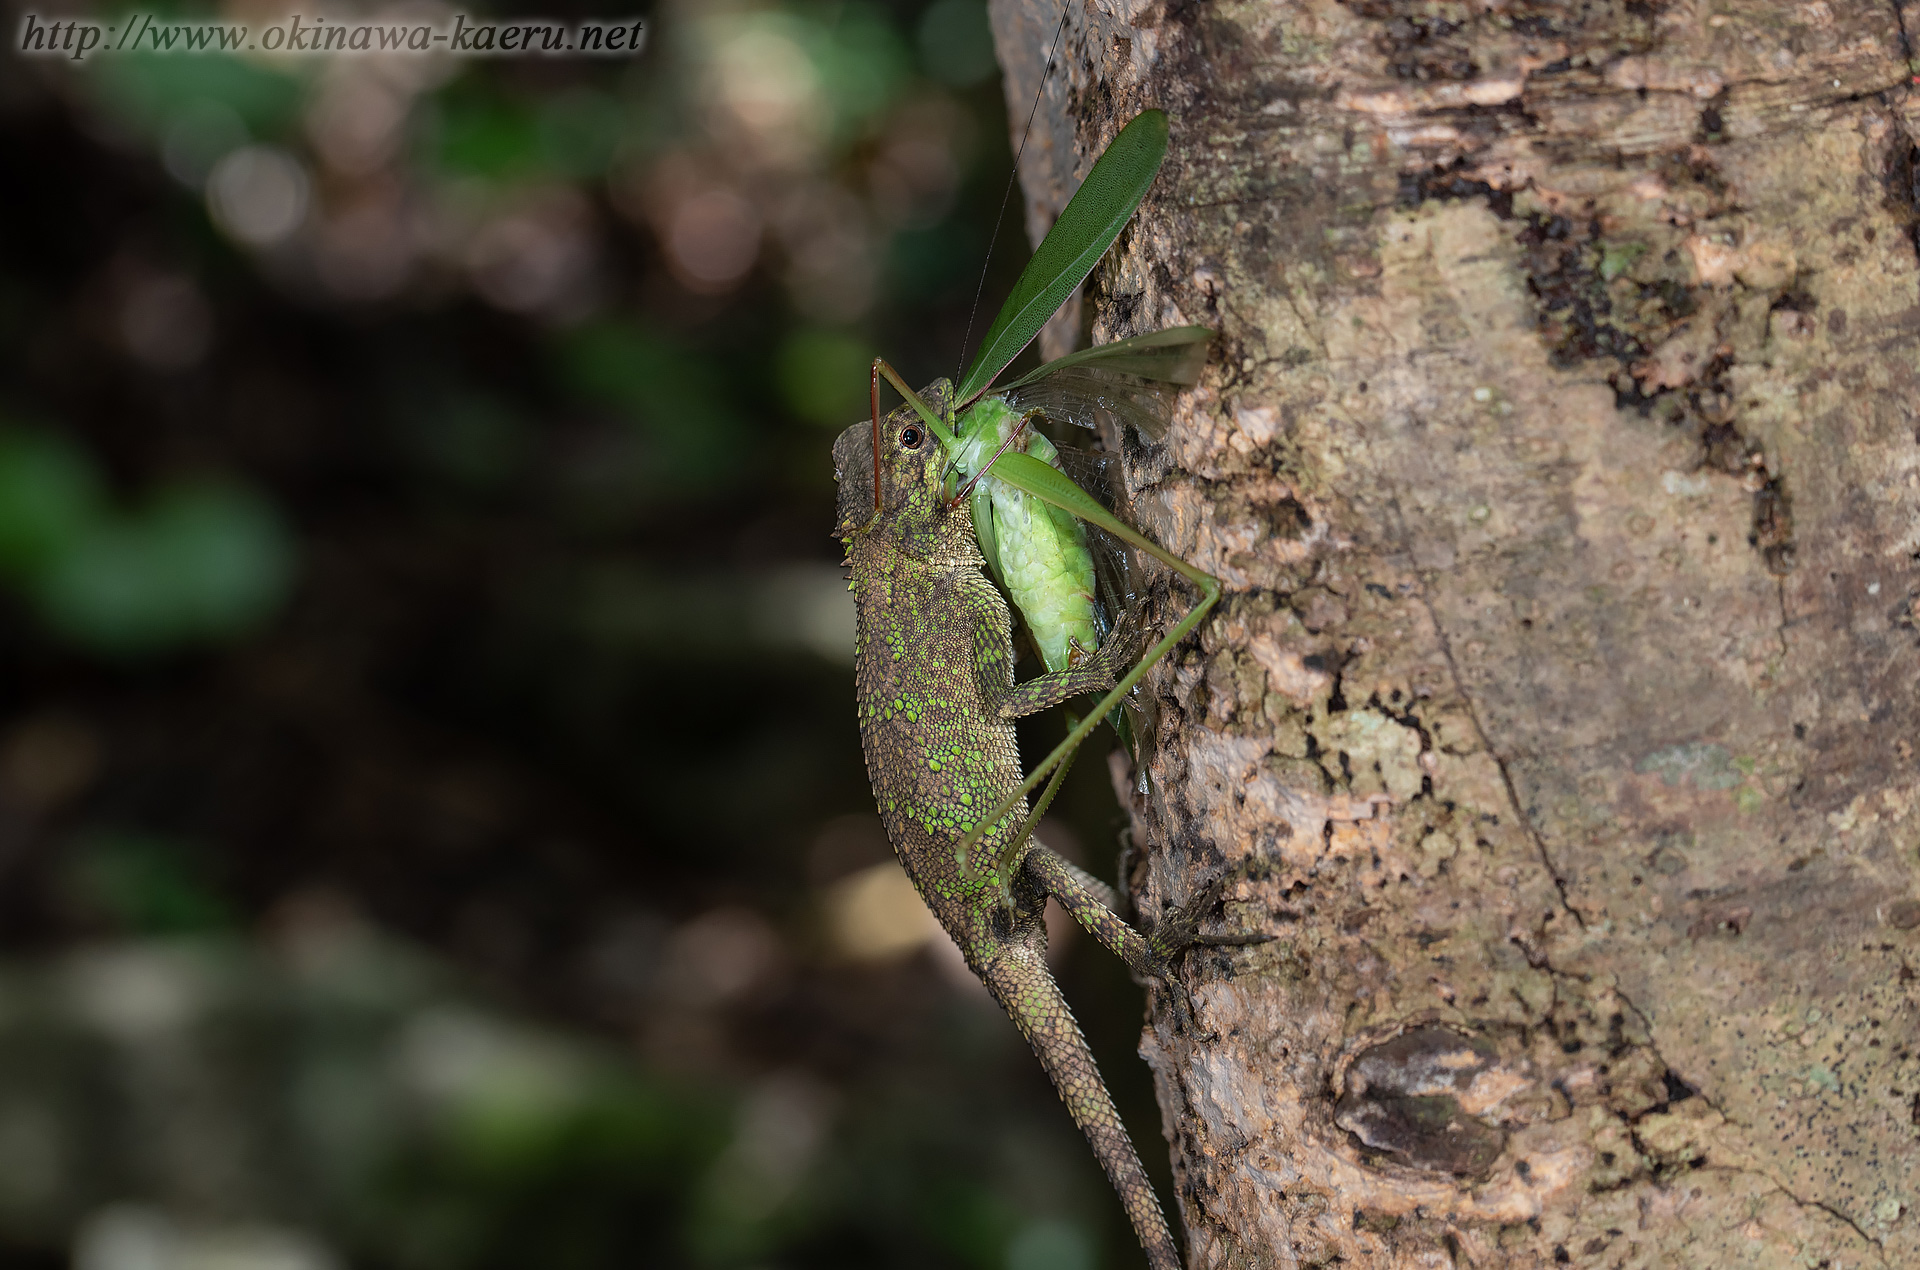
[1093,603,1146,676]
[1142,874,1272,1040]
[1143,874,1272,972]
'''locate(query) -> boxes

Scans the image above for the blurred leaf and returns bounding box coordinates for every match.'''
[775,328,874,429]
[379,1012,728,1268]
[87,52,303,143]
[446,1074,712,1182]
[918,0,999,88]
[437,92,546,181]
[928,1179,1020,1269]
[706,5,911,154]
[809,4,914,136]
[66,832,233,935]
[36,480,295,655]
[554,322,747,491]
[1006,1217,1098,1270]
[145,482,297,632]
[0,429,106,580]
[437,80,627,185]
[537,90,627,181]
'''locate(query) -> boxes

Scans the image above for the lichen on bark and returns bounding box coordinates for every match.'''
[990,0,1920,1264]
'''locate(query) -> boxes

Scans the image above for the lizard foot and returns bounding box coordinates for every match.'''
[1089,602,1146,679]
[1142,874,1273,1039]
[1143,873,1271,966]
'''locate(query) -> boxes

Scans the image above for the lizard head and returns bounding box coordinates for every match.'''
[832,378,960,553]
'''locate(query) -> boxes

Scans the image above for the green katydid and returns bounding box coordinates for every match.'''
[865,108,1220,885]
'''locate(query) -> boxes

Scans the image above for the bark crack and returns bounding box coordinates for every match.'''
[1891,0,1916,67]
[1775,576,1792,660]
[1650,1161,1890,1263]
[1587,969,1888,1263]
[1888,92,1920,280]
[1389,529,1584,930]
[1791,1193,1889,1263]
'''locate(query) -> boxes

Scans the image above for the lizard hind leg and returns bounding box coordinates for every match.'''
[976,946,1182,1270]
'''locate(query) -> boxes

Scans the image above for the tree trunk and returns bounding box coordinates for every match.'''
[989,1,1920,1265]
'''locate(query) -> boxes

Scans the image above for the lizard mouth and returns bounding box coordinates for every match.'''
[830,421,876,539]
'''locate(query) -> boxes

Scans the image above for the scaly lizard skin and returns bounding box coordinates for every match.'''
[833,382,1211,1270]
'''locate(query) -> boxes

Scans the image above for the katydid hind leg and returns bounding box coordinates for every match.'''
[959,443,1222,835]
[988,716,1080,888]
[985,597,1137,883]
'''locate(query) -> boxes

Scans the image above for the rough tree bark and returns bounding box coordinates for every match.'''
[989,1,1920,1265]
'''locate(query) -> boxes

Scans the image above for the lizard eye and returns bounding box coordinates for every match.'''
[898,425,923,449]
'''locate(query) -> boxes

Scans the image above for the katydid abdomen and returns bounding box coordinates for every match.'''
[951,396,1103,673]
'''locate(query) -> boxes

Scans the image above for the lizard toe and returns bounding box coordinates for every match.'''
[1142,873,1270,969]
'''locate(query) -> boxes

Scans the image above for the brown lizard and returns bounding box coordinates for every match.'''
[833,382,1237,1270]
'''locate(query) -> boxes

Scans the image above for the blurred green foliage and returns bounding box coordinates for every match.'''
[63,832,234,934]
[0,430,104,577]
[556,322,751,494]
[917,0,999,88]
[438,92,556,182]
[364,1012,729,1269]
[39,482,294,654]
[776,328,877,428]
[90,50,306,144]
[0,430,293,655]
[1006,1217,1100,1270]
[0,0,1165,1265]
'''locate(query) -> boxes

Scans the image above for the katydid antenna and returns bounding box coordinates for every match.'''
[954,0,1074,387]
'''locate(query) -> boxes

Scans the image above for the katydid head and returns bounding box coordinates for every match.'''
[948,406,1032,508]
[832,379,963,554]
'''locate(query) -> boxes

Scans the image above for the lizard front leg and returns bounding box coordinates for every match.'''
[970,582,1136,721]
[985,648,1118,720]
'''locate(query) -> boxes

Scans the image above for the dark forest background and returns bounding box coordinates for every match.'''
[0,1,1165,1266]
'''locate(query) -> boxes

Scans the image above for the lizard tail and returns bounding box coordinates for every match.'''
[978,948,1182,1270]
